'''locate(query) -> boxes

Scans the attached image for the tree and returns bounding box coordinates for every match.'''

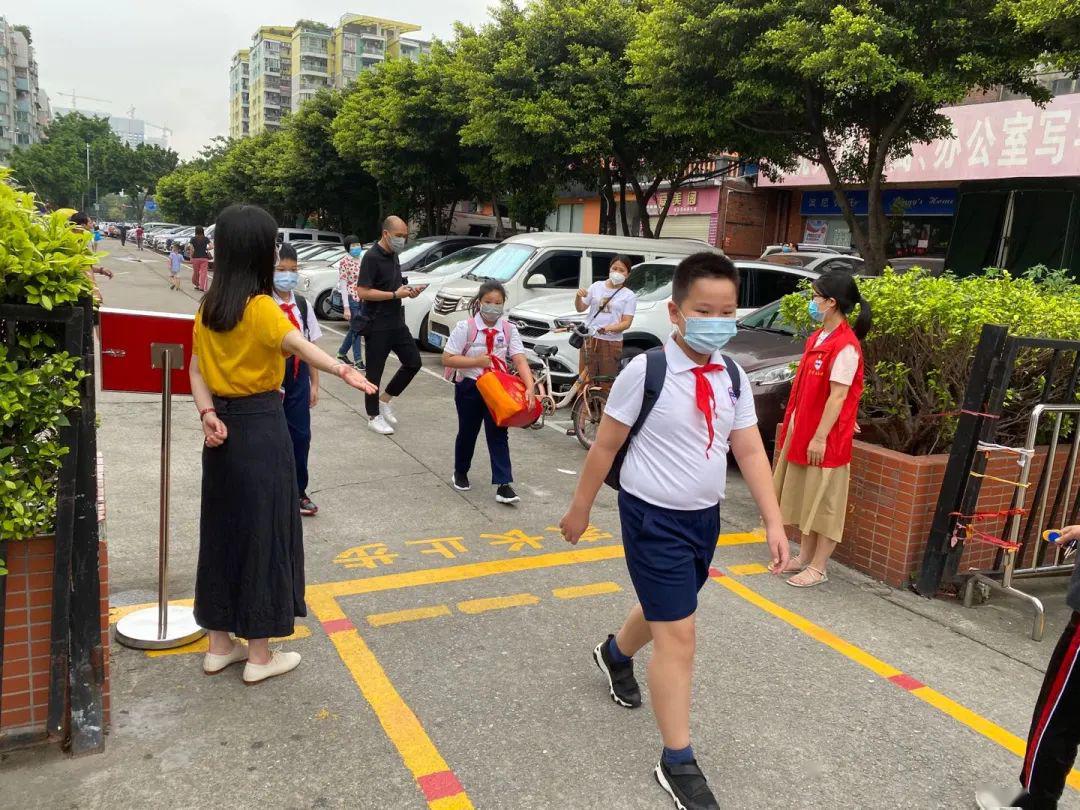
[996,0,1080,66]
[122,144,179,223]
[633,0,1058,270]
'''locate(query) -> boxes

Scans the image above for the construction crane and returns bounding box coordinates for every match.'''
[56,89,112,111]
[126,107,172,147]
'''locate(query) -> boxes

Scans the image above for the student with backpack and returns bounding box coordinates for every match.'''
[559,252,790,810]
[273,243,323,517]
[442,280,535,505]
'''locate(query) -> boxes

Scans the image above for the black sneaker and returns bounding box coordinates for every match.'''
[352,360,366,371]
[336,353,348,363]
[654,757,720,810]
[495,484,519,504]
[452,472,471,491]
[592,635,641,708]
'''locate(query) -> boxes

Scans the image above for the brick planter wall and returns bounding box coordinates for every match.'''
[838,440,1080,588]
[0,537,110,748]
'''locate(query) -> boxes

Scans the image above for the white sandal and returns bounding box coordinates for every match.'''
[787,565,828,588]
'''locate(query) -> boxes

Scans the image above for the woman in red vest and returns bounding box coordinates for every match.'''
[770,270,872,587]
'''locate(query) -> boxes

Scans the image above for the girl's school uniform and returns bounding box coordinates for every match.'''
[444,314,526,485]
[773,319,864,543]
[169,252,183,276]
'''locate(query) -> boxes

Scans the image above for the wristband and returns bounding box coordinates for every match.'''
[199,407,216,421]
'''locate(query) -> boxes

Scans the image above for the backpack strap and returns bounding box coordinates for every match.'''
[721,354,741,400]
[295,294,311,340]
[501,318,513,349]
[628,348,668,441]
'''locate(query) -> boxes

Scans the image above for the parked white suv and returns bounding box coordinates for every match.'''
[517,258,824,392]
[277,228,344,245]
[426,233,715,351]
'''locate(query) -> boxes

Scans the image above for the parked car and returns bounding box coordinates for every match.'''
[886,256,946,276]
[515,258,822,392]
[405,244,497,347]
[150,226,191,251]
[277,228,344,245]
[761,252,867,275]
[295,247,350,319]
[395,235,500,275]
[761,243,861,258]
[427,233,716,349]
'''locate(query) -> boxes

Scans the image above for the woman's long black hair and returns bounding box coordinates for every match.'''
[200,204,277,332]
[813,270,873,340]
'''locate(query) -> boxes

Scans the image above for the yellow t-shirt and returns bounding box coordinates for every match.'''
[193,295,298,397]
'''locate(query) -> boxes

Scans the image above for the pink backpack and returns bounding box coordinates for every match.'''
[443,317,514,382]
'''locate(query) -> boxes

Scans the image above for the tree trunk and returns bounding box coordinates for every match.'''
[617,170,630,236]
[491,193,505,238]
[653,177,682,238]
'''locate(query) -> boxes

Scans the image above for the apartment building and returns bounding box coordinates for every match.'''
[237,14,430,137]
[0,18,49,163]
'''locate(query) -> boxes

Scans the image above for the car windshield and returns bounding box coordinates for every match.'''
[738,296,800,335]
[397,241,435,265]
[625,263,676,302]
[415,245,493,275]
[763,254,817,268]
[467,244,535,281]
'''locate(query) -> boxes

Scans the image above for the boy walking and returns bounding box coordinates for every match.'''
[560,252,790,809]
[167,243,182,291]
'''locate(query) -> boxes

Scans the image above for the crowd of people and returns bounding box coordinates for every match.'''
[78,198,1070,810]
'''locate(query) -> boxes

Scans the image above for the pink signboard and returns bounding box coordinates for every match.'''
[758,93,1080,188]
[646,185,720,215]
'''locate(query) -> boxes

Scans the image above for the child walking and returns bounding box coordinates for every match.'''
[272,243,323,517]
[770,270,871,587]
[560,252,790,809]
[168,243,183,291]
[442,280,535,506]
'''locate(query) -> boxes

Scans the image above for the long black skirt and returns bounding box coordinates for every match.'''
[194,391,306,639]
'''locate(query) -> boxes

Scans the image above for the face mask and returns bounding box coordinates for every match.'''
[274,271,299,292]
[808,299,826,322]
[609,272,627,286]
[349,246,362,258]
[781,245,792,253]
[480,303,504,320]
[387,235,406,252]
[679,314,738,353]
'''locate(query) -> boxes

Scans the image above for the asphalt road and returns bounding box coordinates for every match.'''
[3,240,1078,810]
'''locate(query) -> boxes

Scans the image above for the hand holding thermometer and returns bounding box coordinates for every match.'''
[1043,529,1078,558]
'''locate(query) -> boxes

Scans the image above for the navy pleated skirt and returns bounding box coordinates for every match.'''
[194,391,306,639]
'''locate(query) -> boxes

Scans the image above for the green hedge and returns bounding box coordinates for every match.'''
[779,267,1080,456]
[0,169,95,545]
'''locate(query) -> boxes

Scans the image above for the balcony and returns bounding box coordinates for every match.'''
[299,58,328,75]
[14,77,28,91]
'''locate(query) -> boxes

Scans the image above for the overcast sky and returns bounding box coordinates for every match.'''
[21,0,493,158]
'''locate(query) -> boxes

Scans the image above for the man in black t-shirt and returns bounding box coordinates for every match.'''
[354,215,423,435]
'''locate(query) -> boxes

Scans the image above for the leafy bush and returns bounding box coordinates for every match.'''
[0,169,94,544]
[779,268,1080,455]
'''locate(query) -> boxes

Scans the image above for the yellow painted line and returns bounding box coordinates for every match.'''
[306,590,474,809]
[144,625,311,658]
[727,563,770,576]
[109,599,193,625]
[457,593,540,615]
[552,582,622,600]
[367,605,452,628]
[715,532,765,546]
[710,571,1080,791]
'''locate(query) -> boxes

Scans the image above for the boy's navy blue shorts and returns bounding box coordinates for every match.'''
[618,489,720,622]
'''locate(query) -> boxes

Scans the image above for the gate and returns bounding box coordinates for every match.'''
[915,324,1080,639]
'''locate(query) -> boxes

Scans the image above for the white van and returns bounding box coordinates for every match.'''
[425,233,715,349]
[277,228,344,245]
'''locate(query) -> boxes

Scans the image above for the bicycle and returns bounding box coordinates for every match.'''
[529,331,614,450]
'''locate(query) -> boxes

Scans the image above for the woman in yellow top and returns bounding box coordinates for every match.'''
[190,204,375,685]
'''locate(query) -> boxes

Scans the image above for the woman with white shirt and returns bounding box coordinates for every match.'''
[574,254,638,383]
[442,280,536,505]
[770,270,872,587]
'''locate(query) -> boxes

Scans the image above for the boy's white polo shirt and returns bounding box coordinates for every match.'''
[604,338,757,510]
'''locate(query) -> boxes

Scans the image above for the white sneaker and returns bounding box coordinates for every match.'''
[368,415,395,435]
[380,401,399,428]
[243,650,301,685]
[974,785,1022,809]
[202,641,248,674]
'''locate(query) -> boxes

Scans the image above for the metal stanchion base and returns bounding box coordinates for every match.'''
[115,605,206,650]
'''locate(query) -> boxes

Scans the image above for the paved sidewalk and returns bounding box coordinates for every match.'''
[2,241,1078,809]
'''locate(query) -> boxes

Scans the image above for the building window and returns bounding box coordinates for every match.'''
[546,203,585,233]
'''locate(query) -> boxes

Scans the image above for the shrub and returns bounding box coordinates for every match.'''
[0,169,94,543]
[779,268,1080,455]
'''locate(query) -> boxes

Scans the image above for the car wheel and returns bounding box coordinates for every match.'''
[315,290,335,320]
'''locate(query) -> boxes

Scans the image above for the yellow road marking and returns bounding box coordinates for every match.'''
[457,593,540,614]
[368,605,452,628]
[553,582,622,600]
[715,532,764,546]
[428,797,474,810]
[711,572,1080,791]
[727,563,770,576]
[144,625,311,658]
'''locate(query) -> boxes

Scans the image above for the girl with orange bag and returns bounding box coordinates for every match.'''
[442,280,535,505]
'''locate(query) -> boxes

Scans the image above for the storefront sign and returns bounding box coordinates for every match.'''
[800,188,956,217]
[646,185,720,215]
[760,93,1080,187]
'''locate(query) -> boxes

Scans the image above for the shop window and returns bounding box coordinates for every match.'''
[947,191,1010,276]
[546,204,585,233]
[1007,190,1076,272]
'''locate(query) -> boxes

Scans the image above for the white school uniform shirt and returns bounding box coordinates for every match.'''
[444,314,526,381]
[814,329,860,385]
[273,290,323,342]
[605,338,757,510]
[582,280,637,342]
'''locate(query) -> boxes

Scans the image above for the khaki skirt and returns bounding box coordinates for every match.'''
[586,337,623,383]
[773,430,850,543]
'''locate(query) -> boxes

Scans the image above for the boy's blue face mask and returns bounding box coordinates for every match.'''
[274,270,299,292]
[678,313,738,353]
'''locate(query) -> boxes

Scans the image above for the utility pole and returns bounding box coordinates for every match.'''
[83,141,90,212]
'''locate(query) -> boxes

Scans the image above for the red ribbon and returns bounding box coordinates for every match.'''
[691,363,725,457]
[280,303,302,377]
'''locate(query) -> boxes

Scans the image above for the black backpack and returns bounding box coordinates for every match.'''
[604,349,742,490]
[295,294,311,340]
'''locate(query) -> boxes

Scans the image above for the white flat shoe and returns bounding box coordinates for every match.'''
[203,642,248,674]
[380,401,399,428]
[243,651,301,685]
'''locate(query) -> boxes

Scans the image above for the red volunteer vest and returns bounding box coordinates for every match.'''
[778,320,864,468]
